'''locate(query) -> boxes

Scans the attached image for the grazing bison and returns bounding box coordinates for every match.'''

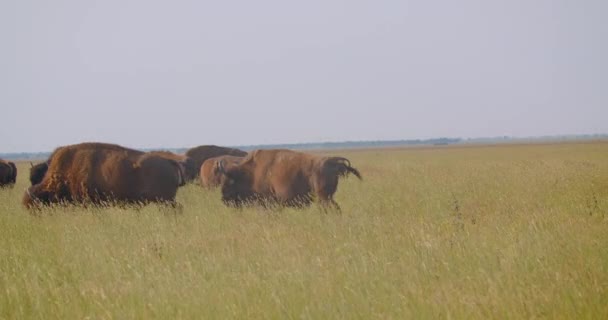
[0,159,17,187]
[200,155,244,188]
[217,149,361,211]
[23,143,187,209]
[184,145,247,182]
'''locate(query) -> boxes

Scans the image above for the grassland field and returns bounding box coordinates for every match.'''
[1,141,607,319]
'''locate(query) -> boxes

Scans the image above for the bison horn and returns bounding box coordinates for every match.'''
[328,157,351,167]
[30,162,34,168]
[25,187,35,200]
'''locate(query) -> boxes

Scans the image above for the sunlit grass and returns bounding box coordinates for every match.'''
[1,142,607,318]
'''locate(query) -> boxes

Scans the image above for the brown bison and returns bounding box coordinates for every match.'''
[216,149,361,211]
[184,145,247,182]
[0,159,17,187]
[200,155,244,188]
[23,143,187,209]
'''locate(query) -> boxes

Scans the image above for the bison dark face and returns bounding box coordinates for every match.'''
[29,162,48,186]
[23,183,71,209]
[217,162,253,207]
[23,185,52,208]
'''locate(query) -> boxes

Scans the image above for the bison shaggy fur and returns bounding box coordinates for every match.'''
[217,149,361,211]
[23,143,186,209]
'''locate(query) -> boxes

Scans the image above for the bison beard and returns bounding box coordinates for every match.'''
[22,143,187,209]
[217,149,362,211]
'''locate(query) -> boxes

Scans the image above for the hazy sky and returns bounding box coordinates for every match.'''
[1,0,606,153]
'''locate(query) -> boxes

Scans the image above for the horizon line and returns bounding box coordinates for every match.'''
[1,133,607,159]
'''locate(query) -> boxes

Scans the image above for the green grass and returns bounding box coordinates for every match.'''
[1,142,607,319]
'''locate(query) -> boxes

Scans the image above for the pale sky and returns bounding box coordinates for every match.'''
[1,0,606,153]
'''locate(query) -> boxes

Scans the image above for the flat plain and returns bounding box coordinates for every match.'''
[1,141,607,319]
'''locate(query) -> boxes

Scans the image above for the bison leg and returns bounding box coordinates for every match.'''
[153,199,183,212]
[169,201,184,213]
[222,197,245,209]
[320,199,341,213]
[330,199,341,212]
[316,193,342,213]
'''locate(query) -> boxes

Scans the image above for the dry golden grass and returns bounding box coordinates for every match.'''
[1,141,607,319]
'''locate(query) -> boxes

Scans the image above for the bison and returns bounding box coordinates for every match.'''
[23,142,187,209]
[184,145,247,182]
[216,149,361,211]
[200,155,244,188]
[0,159,17,187]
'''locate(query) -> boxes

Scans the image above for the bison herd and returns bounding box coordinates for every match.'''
[2,142,361,212]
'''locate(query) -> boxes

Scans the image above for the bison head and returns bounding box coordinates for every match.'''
[22,180,72,209]
[29,162,49,186]
[22,184,63,209]
[216,160,253,207]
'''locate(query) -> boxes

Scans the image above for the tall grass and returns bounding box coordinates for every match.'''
[1,142,607,319]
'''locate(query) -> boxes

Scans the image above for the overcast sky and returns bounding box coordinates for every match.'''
[1,0,606,153]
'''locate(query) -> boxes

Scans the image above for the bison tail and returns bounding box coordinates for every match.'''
[325,157,362,180]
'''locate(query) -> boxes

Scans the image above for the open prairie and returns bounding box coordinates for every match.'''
[1,142,607,319]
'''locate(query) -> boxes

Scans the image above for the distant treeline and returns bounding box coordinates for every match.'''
[2,134,606,160]
[0,152,53,161]
[232,137,461,152]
